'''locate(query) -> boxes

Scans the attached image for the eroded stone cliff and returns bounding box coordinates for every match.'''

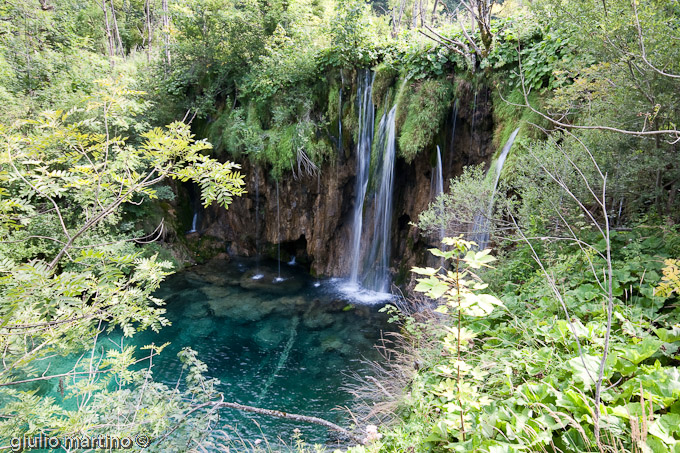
[183,80,494,288]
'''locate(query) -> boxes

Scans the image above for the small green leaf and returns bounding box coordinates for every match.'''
[411,266,437,276]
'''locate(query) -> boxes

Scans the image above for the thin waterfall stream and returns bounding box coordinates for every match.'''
[364,106,397,293]
[189,212,198,233]
[434,145,444,201]
[434,145,445,244]
[447,100,458,179]
[471,127,521,249]
[275,180,283,282]
[348,69,375,287]
[255,171,261,270]
[338,87,343,153]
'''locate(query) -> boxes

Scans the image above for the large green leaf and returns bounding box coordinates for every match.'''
[648,413,680,447]
[568,354,600,389]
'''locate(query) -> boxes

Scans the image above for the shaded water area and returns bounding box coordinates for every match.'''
[31,259,394,450]
[139,259,393,447]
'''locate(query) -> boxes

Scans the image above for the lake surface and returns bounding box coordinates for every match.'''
[102,257,393,449]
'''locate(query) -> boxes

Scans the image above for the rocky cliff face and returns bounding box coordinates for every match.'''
[193,83,494,287]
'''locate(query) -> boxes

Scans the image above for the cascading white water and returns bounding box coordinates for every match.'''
[434,145,444,200]
[349,69,375,285]
[469,92,478,156]
[492,128,520,194]
[255,171,261,268]
[447,100,458,178]
[275,180,284,283]
[188,212,198,233]
[471,127,521,249]
[364,106,398,293]
[434,145,445,243]
[338,87,343,153]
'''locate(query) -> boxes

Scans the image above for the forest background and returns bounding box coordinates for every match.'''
[0,0,679,451]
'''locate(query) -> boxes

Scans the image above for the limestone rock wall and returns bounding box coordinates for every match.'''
[193,83,494,287]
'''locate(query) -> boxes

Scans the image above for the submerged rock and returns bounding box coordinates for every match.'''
[254,323,287,349]
[274,295,307,311]
[239,269,304,294]
[206,292,276,322]
[302,310,335,330]
[320,335,344,353]
[173,288,208,305]
[192,259,241,285]
[177,317,217,344]
[182,302,211,319]
[200,285,236,300]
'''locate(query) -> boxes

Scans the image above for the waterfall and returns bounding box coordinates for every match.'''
[349,69,375,285]
[434,145,444,200]
[188,212,198,233]
[447,100,458,178]
[275,181,283,282]
[364,106,398,293]
[469,92,478,157]
[255,171,261,268]
[434,146,445,244]
[338,87,343,153]
[471,127,521,249]
[492,128,520,195]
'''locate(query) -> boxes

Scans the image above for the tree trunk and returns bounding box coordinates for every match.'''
[396,0,406,35]
[212,401,362,443]
[412,0,418,28]
[101,0,115,67]
[162,0,170,65]
[145,0,153,62]
[668,180,678,217]
[38,0,54,10]
[109,0,124,57]
[431,0,440,25]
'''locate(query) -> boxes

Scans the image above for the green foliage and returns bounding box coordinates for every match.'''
[0,82,245,445]
[484,13,577,91]
[371,63,398,108]
[324,0,384,68]
[491,88,544,148]
[656,259,680,298]
[211,102,332,179]
[397,34,461,80]
[397,79,453,162]
[418,164,496,239]
[369,228,680,452]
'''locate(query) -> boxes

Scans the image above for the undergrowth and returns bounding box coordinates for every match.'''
[347,228,680,452]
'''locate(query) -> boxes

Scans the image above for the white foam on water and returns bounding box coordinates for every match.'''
[331,279,394,305]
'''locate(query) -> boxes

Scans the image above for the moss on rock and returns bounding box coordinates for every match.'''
[397,78,453,162]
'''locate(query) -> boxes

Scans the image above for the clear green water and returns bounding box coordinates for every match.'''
[35,258,393,449]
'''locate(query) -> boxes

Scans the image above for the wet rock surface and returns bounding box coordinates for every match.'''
[192,82,494,288]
